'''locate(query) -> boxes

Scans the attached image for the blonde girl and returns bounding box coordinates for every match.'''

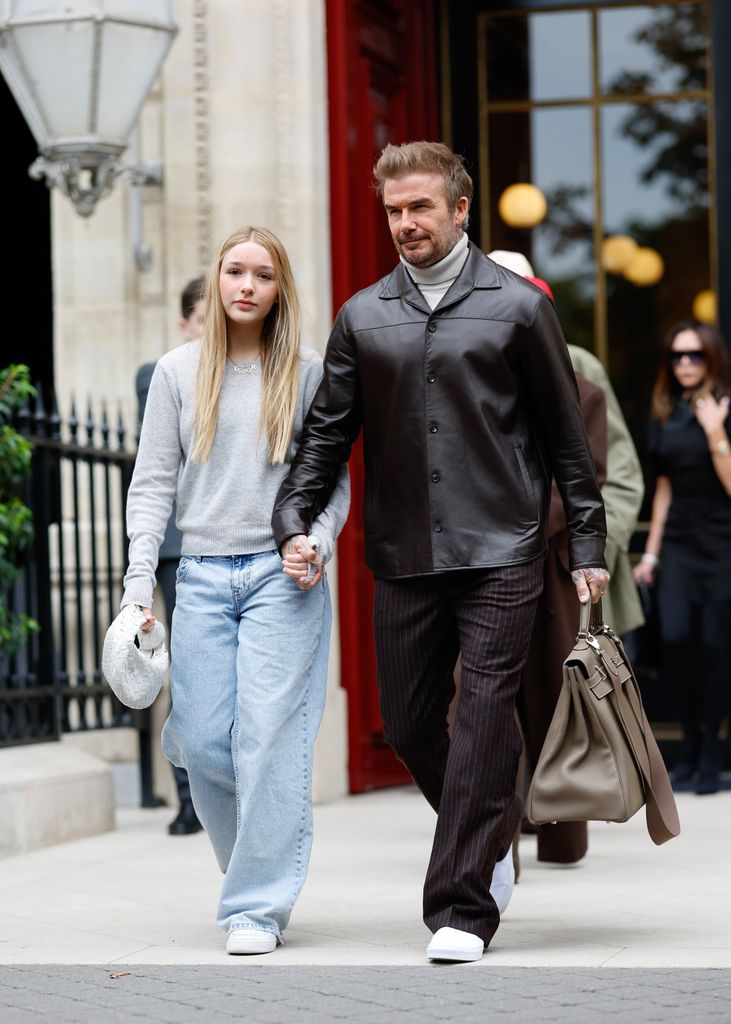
[122,227,349,954]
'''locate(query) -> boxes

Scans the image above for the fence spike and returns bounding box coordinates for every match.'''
[16,398,31,436]
[116,406,126,452]
[33,381,47,437]
[86,398,95,446]
[100,402,110,450]
[49,392,61,441]
[68,397,79,443]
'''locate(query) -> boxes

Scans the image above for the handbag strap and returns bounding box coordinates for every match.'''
[605,636,681,845]
[621,656,680,844]
[576,599,679,845]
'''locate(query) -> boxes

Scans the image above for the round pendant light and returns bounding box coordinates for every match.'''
[498,183,547,229]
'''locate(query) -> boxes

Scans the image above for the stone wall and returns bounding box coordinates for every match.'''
[50,0,348,802]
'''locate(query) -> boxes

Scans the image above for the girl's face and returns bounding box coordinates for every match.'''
[669,328,707,391]
[219,241,279,329]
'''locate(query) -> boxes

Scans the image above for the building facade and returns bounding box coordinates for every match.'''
[2,0,727,798]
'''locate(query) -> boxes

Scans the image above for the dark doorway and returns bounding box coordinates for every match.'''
[0,76,53,398]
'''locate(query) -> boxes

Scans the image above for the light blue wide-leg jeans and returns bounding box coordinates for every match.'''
[161,550,331,942]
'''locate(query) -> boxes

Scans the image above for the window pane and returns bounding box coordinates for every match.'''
[486,107,595,350]
[601,98,711,449]
[485,11,591,103]
[600,3,708,97]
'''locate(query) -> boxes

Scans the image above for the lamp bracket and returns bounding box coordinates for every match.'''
[29,151,163,218]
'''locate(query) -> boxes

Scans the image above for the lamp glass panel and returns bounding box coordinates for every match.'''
[12,21,94,137]
[12,1,99,15]
[96,21,171,138]
[599,3,708,96]
[101,0,175,20]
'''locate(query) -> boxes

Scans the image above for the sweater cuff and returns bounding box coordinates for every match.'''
[309,531,333,567]
[121,579,155,611]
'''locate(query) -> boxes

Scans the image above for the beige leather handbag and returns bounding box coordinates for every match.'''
[526,600,680,845]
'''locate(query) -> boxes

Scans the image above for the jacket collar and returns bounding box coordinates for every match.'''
[378,242,502,315]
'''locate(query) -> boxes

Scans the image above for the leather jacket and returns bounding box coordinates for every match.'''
[273,243,606,578]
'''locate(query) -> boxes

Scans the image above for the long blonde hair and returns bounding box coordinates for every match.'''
[191,226,302,464]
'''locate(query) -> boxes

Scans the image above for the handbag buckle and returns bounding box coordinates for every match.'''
[589,666,613,700]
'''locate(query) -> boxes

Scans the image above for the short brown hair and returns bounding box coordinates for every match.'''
[373,141,473,220]
[180,276,205,320]
[651,319,731,422]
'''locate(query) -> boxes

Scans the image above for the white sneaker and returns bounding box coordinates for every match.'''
[226,927,277,955]
[489,844,515,916]
[426,926,484,962]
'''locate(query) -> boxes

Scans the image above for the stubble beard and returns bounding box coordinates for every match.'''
[397,225,462,268]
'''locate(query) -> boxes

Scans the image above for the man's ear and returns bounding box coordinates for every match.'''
[455,195,469,226]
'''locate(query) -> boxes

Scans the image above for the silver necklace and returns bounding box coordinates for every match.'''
[227,354,259,374]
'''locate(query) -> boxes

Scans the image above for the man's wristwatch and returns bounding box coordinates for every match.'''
[712,438,731,456]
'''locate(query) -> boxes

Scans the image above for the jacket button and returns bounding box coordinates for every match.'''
[429,423,438,433]
[427,322,436,333]
[434,524,443,533]
[431,473,440,483]
[427,375,436,384]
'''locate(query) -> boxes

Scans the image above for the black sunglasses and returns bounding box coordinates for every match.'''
[668,350,706,366]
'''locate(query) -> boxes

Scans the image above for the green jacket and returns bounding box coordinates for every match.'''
[569,346,645,635]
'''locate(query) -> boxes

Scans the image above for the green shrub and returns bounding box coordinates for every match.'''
[0,365,40,654]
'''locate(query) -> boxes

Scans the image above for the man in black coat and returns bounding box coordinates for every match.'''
[273,142,609,960]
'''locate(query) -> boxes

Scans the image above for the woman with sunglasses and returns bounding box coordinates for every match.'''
[635,320,731,794]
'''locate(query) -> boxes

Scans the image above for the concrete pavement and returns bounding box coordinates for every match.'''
[0,785,729,968]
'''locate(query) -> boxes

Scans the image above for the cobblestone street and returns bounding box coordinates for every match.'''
[2,966,731,1023]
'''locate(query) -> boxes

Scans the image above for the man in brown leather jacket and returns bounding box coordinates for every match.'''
[272,141,609,962]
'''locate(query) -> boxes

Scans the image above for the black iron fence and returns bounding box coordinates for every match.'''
[0,388,157,803]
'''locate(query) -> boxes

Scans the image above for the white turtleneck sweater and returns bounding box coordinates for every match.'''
[400,231,470,309]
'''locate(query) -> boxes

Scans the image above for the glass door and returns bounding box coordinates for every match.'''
[477,1,714,449]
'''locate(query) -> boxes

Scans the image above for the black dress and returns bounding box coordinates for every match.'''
[649,399,731,602]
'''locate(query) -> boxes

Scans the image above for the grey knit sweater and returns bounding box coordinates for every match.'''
[122,340,350,609]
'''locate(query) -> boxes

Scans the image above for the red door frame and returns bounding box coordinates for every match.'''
[325,0,439,792]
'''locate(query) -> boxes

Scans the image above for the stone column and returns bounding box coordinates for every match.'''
[51,0,348,802]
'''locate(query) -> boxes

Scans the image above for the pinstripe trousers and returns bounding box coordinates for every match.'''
[373,557,544,946]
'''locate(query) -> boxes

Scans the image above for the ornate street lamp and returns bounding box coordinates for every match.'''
[0,1,178,217]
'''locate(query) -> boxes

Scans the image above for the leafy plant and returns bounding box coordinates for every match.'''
[0,365,39,654]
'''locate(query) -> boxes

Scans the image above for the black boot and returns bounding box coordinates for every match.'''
[695,734,721,796]
[168,766,203,835]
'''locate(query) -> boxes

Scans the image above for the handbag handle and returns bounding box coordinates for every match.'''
[578,597,604,636]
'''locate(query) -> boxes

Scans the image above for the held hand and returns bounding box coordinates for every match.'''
[282,534,323,589]
[138,606,156,631]
[693,393,730,435]
[571,567,610,605]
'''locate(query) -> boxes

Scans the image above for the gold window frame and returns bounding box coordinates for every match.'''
[474,0,716,368]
